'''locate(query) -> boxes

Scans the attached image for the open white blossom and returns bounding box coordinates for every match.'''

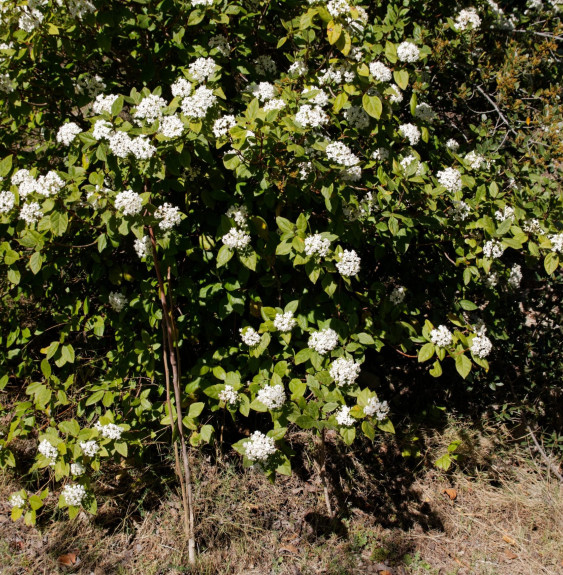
[390,286,406,304]
[129,136,156,160]
[71,462,85,476]
[181,86,217,118]
[0,73,15,93]
[397,41,420,62]
[19,202,43,224]
[56,122,81,145]
[0,190,15,214]
[464,150,486,170]
[508,264,522,288]
[372,148,389,161]
[401,155,424,176]
[471,333,493,358]
[79,440,99,457]
[109,291,127,312]
[388,84,403,104]
[342,166,362,182]
[213,115,237,137]
[94,421,123,440]
[398,123,421,145]
[171,77,192,98]
[304,234,330,257]
[9,494,25,508]
[288,60,308,76]
[335,405,355,427]
[244,431,276,462]
[495,206,515,222]
[274,311,297,332]
[302,86,329,107]
[92,94,119,115]
[308,328,339,355]
[326,141,360,166]
[295,105,328,128]
[437,167,462,193]
[264,98,286,112]
[257,384,286,409]
[455,8,481,30]
[364,398,390,421]
[430,325,453,347]
[219,385,239,405]
[446,138,460,151]
[133,94,166,124]
[38,439,58,462]
[155,203,182,230]
[336,249,361,276]
[188,57,216,83]
[35,171,64,197]
[329,357,361,386]
[191,0,214,5]
[483,239,504,259]
[250,81,276,101]
[549,233,563,253]
[159,115,184,138]
[134,236,151,259]
[115,189,142,215]
[62,484,87,507]
[226,204,248,227]
[369,61,392,82]
[327,0,350,18]
[240,326,261,347]
[108,131,132,158]
[222,227,250,250]
[92,119,112,141]
[523,219,543,234]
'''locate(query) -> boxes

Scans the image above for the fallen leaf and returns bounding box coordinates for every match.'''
[502,534,516,546]
[58,552,79,567]
[378,570,392,575]
[279,544,299,554]
[443,488,457,500]
[504,549,518,560]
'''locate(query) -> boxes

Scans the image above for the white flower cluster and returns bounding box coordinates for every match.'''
[257,384,286,409]
[109,291,127,312]
[274,311,297,332]
[342,166,362,182]
[94,421,123,440]
[219,385,239,405]
[364,398,390,421]
[495,206,515,222]
[93,119,112,140]
[0,190,15,214]
[335,405,355,427]
[455,8,481,30]
[189,57,216,83]
[295,105,328,128]
[75,74,106,98]
[508,264,522,288]
[483,239,504,259]
[336,249,361,276]
[372,148,389,161]
[254,55,277,75]
[369,61,392,82]
[401,155,423,175]
[398,123,421,145]
[12,169,65,198]
[437,167,462,193]
[318,64,354,85]
[308,328,339,355]
[155,203,182,230]
[71,462,85,476]
[329,357,361,386]
[171,77,192,98]
[397,41,420,62]
[288,60,308,76]
[446,138,460,151]
[549,233,563,253]
[414,103,436,122]
[240,326,261,347]
[18,2,44,33]
[191,0,213,5]
[134,235,151,259]
[302,86,329,107]
[326,141,360,166]
[133,94,167,124]
[9,494,25,508]
[159,115,184,138]
[115,189,143,215]
[0,73,14,93]
[471,333,493,358]
[67,0,96,19]
[304,234,330,257]
[19,202,42,224]
[244,431,276,462]
[56,122,82,145]
[523,219,542,234]
[92,94,119,115]
[327,0,350,17]
[452,200,470,221]
[222,227,251,250]
[108,132,156,160]
[464,150,486,170]
[264,98,286,112]
[209,34,230,56]
[62,484,86,507]
[38,439,58,463]
[344,106,369,129]
[390,286,406,304]
[79,440,99,457]
[213,115,237,138]
[181,86,217,118]
[388,84,403,104]
[250,81,276,101]
[430,325,453,347]
[226,204,248,228]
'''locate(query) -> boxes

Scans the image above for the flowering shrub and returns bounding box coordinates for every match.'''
[0,0,561,555]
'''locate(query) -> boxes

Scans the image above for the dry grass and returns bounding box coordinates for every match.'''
[1,423,562,575]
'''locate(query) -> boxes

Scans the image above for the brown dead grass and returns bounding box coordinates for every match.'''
[0,423,562,575]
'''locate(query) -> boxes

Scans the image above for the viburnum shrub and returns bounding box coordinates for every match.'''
[0,0,562,561]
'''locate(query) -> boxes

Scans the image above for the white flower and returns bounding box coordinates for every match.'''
[0,190,15,213]
[274,311,297,332]
[208,34,230,56]
[363,398,389,421]
[92,119,113,141]
[336,249,361,276]
[240,326,261,347]
[36,171,64,197]
[129,136,156,160]
[159,115,184,138]
[455,8,481,31]
[430,325,453,347]
[67,0,96,19]
[369,61,392,82]
[326,141,360,166]
[56,122,81,145]
[400,155,423,176]
[188,57,216,83]
[483,239,504,259]
[264,98,286,112]
[327,0,350,18]
[62,484,87,507]
[222,227,251,250]
[523,219,542,234]
[254,55,277,75]
[155,203,182,230]
[225,204,248,227]
[335,405,355,427]
[38,439,58,462]
[19,202,42,224]
[250,81,276,101]
[302,86,329,107]
[437,167,462,193]
[213,115,237,137]
[134,236,151,259]
[92,94,119,115]
[398,123,421,145]
[171,77,192,99]
[109,291,127,312]
[0,73,15,93]
[342,166,362,182]
[295,105,328,128]
[244,431,276,462]
[71,462,85,476]
[9,494,25,508]
[288,60,308,77]
[219,385,239,405]
[508,264,522,288]
[298,161,313,180]
[115,189,143,215]
[388,84,403,104]
[414,103,436,122]
[549,233,563,253]
[329,357,361,386]
[308,328,339,355]
[94,421,123,440]
[372,148,389,161]
[257,384,286,409]
[397,42,420,63]
[452,200,470,221]
[133,94,167,125]
[79,440,99,457]
[495,206,515,222]
[464,151,486,170]
[181,85,217,118]
[389,286,406,304]
[446,138,459,151]
[18,5,44,33]
[191,0,213,5]
[344,106,369,129]
[486,272,498,287]
[109,132,132,158]
[304,234,330,257]
[471,334,492,358]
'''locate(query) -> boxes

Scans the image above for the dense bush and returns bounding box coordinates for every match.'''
[0,0,561,555]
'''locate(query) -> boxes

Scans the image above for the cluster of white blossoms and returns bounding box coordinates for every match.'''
[62,484,87,507]
[133,94,166,124]
[38,439,58,463]
[397,41,420,62]
[225,204,249,228]
[18,1,44,33]
[191,0,214,6]
[56,122,82,146]
[12,169,64,198]
[188,57,216,83]
[288,60,308,76]
[336,249,361,276]
[344,106,370,129]
[254,55,277,76]
[302,86,329,107]
[398,123,421,145]
[414,103,436,122]
[308,328,339,355]
[372,147,390,161]
[155,203,182,230]
[470,330,493,358]
[430,325,453,347]
[548,233,563,253]
[240,326,261,347]
[79,440,99,457]
[109,291,127,312]
[523,219,542,234]
[364,398,390,421]
[92,119,112,141]
[19,202,42,224]
[369,61,392,82]
[250,81,276,101]
[114,189,143,215]
[341,165,362,182]
[66,0,96,19]
[437,167,462,193]
[329,357,361,386]
[298,161,313,180]
[483,239,504,259]
[335,405,355,427]
[222,227,251,250]
[208,34,230,56]
[388,84,403,104]
[0,73,15,93]
[218,385,239,405]
[508,264,522,288]
[257,384,286,409]
[213,115,237,137]
[9,494,25,509]
[400,155,423,176]
[455,8,481,30]
[325,141,360,166]
[75,74,106,98]
[0,190,15,214]
[181,85,217,118]
[495,206,515,222]
[464,150,486,170]
[304,234,331,258]
[264,98,286,112]
[94,421,123,440]
[70,462,85,476]
[446,138,460,151]
[390,286,406,304]
[273,311,297,332]
[134,235,151,259]
[108,132,156,160]
[327,0,350,17]
[92,93,119,115]
[244,431,276,462]
[452,200,471,221]
[159,115,184,138]
[171,77,192,99]
[318,64,354,85]
[295,104,329,128]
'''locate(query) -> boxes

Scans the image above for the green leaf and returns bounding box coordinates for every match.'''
[327,20,342,44]
[187,402,205,419]
[114,442,128,457]
[362,420,375,440]
[544,252,559,275]
[357,333,375,345]
[216,245,233,268]
[294,347,313,365]
[239,250,257,271]
[362,94,382,119]
[418,343,435,363]
[384,41,397,63]
[50,211,68,236]
[455,354,472,379]
[340,427,356,445]
[459,300,478,311]
[61,344,75,364]
[29,252,43,275]
[434,453,452,471]
[377,418,395,434]
[429,360,442,378]
[86,390,104,406]
[393,69,409,90]
[295,415,317,429]
[0,154,12,177]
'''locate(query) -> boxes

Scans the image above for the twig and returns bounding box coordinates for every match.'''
[475,85,517,138]
[525,421,563,483]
